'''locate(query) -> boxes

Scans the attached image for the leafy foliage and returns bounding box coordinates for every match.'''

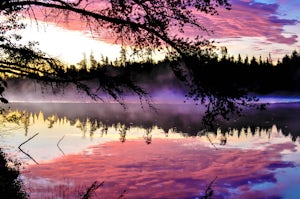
[0,0,231,85]
[0,0,235,123]
[182,53,267,130]
[2,0,297,130]
[0,148,28,199]
[0,77,8,104]
[72,49,300,130]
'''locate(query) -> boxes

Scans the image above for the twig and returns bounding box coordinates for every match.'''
[117,189,127,199]
[18,133,39,165]
[201,176,218,199]
[81,181,104,199]
[206,134,218,150]
[57,135,65,156]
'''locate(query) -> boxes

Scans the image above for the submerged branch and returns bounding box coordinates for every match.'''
[18,133,39,165]
[56,135,65,156]
[201,176,218,199]
[117,189,127,199]
[81,181,104,199]
[206,134,218,150]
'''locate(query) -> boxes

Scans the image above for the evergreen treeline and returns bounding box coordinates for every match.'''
[4,49,300,100]
[66,50,300,96]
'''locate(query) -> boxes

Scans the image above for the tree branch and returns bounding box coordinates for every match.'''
[18,133,39,165]
[56,135,65,156]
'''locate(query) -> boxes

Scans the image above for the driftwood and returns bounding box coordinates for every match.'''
[18,133,39,165]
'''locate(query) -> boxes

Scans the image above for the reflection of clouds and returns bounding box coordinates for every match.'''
[3,103,300,166]
[23,139,296,199]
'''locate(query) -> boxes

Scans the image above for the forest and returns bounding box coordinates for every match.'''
[61,48,300,96]
[2,49,300,199]
[7,49,300,99]
[1,0,299,198]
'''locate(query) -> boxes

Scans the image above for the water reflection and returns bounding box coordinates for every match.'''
[2,108,295,146]
[1,103,300,160]
[1,102,300,198]
[144,128,152,144]
[4,102,300,139]
[22,139,298,199]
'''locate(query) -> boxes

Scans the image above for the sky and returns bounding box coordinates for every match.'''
[19,0,300,65]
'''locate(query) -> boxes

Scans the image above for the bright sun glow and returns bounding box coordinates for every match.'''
[18,20,123,65]
[17,20,166,65]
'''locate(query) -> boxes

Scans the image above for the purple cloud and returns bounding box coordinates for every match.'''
[190,0,300,45]
[268,16,298,25]
[22,139,296,199]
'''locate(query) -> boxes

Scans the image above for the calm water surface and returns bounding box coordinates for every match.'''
[1,102,300,199]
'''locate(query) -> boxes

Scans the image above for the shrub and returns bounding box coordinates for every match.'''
[0,148,28,199]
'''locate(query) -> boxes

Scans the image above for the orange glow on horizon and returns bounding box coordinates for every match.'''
[10,0,299,65]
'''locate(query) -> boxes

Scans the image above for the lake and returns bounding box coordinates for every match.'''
[1,102,300,199]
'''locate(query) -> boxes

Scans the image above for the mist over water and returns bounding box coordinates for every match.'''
[5,79,189,105]
[1,101,300,199]
[2,75,300,199]
[5,71,300,104]
[5,100,300,135]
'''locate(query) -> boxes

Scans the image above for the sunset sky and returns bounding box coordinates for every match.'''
[20,0,300,65]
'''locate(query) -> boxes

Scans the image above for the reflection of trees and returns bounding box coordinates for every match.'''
[2,108,299,143]
[100,124,108,137]
[21,111,30,136]
[219,134,227,146]
[46,115,58,128]
[200,125,278,147]
[144,128,152,145]
[1,0,300,136]
[118,125,127,143]
[0,0,242,130]
[0,110,23,135]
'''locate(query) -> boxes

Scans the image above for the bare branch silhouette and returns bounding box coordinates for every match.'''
[18,133,39,165]
[117,189,127,199]
[57,135,65,156]
[201,176,218,199]
[206,134,218,150]
[80,181,104,199]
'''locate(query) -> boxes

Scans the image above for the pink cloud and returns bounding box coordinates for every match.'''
[29,0,298,46]
[22,139,296,199]
[188,0,299,45]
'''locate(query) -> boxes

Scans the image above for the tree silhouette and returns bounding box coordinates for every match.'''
[0,148,28,199]
[0,0,240,126]
[1,0,231,61]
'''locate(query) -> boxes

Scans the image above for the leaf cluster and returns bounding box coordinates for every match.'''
[0,148,28,199]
